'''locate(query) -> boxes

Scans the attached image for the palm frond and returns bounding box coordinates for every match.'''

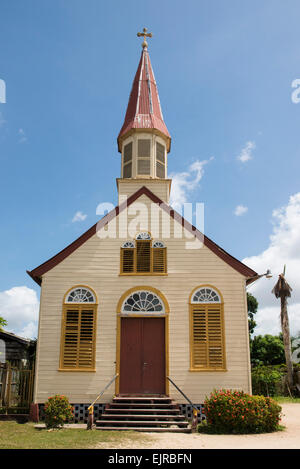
[272,274,292,299]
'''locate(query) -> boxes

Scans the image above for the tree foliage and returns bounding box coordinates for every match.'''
[0,317,7,331]
[247,292,258,336]
[251,334,285,366]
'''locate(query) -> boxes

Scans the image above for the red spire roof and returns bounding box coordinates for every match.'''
[118,48,171,152]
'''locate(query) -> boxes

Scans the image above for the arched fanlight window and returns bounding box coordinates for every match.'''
[61,286,97,371]
[191,287,221,304]
[189,285,225,371]
[152,241,165,248]
[65,287,96,303]
[122,290,165,313]
[122,241,135,248]
[120,234,167,274]
[136,232,151,240]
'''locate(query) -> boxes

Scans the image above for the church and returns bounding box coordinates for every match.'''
[27,30,258,430]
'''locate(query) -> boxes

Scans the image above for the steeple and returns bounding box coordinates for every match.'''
[117,29,172,204]
[117,43,171,153]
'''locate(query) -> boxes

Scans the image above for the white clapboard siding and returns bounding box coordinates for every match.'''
[34,194,251,404]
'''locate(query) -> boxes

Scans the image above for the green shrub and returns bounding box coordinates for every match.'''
[252,365,285,396]
[199,389,282,434]
[44,395,74,428]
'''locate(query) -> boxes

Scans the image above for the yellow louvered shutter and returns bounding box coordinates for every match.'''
[191,304,224,369]
[121,248,135,273]
[152,248,166,273]
[207,305,224,368]
[62,308,80,369]
[136,240,151,272]
[78,308,95,368]
[191,305,208,368]
[61,306,96,369]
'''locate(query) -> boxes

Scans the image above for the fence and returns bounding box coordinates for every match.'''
[0,363,34,414]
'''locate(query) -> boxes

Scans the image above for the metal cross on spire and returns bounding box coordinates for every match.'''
[137,28,152,49]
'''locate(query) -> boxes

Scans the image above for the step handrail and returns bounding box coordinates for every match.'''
[87,373,118,429]
[167,376,199,431]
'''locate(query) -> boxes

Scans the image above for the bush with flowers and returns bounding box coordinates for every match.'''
[198,389,282,434]
[44,395,74,428]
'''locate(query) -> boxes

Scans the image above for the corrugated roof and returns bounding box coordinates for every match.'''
[118,48,171,152]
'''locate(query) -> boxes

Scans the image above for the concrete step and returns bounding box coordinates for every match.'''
[100,414,186,420]
[96,426,191,433]
[105,409,181,415]
[96,420,189,427]
[96,395,190,433]
[109,403,177,408]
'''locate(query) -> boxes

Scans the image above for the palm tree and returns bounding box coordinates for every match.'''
[272,266,294,391]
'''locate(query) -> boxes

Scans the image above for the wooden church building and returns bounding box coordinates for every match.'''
[28,30,258,428]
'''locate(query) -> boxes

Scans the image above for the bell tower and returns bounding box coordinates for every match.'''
[117,29,172,204]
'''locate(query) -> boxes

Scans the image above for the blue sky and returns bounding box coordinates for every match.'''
[1,0,300,338]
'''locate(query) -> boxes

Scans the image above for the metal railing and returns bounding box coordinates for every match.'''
[86,374,118,429]
[167,376,199,431]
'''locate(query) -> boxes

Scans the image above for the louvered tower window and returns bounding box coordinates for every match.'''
[190,287,226,371]
[156,142,166,178]
[60,287,97,371]
[137,139,151,175]
[120,235,167,274]
[123,142,133,178]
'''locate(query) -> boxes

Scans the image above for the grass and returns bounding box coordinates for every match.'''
[273,396,300,403]
[0,421,150,449]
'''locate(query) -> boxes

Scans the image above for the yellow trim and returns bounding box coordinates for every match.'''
[118,128,171,153]
[135,230,152,240]
[119,273,167,277]
[120,240,167,275]
[189,368,227,372]
[189,284,224,304]
[58,368,96,372]
[115,286,170,395]
[189,284,226,372]
[63,284,98,304]
[116,286,170,314]
[59,287,98,371]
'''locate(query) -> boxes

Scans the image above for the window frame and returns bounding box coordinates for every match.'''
[59,286,98,372]
[137,139,151,177]
[189,285,226,372]
[120,236,167,276]
[122,141,133,178]
[156,142,166,178]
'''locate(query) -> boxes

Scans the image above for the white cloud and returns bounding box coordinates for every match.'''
[234,205,248,216]
[0,286,39,339]
[243,192,300,336]
[18,128,27,143]
[237,141,255,163]
[72,211,87,222]
[169,157,214,211]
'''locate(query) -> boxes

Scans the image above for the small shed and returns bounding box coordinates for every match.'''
[0,331,36,367]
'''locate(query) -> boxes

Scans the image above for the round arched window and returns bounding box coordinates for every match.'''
[121,290,165,313]
[152,241,165,248]
[191,287,221,304]
[65,287,96,303]
[122,241,135,248]
[136,232,151,240]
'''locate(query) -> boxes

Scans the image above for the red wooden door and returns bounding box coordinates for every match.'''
[119,318,165,395]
